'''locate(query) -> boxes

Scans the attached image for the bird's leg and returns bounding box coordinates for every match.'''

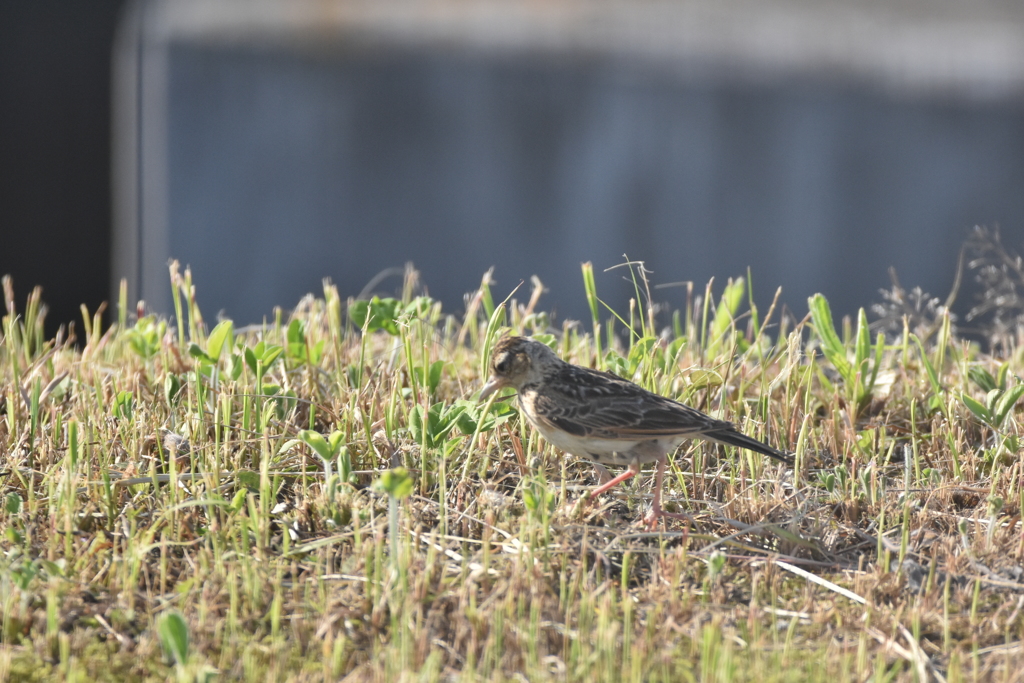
[571,461,640,519]
[644,456,693,529]
[588,462,640,498]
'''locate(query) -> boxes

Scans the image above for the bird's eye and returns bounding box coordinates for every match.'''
[495,356,510,374]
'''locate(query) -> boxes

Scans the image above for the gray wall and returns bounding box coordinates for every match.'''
[116,0,1024,326]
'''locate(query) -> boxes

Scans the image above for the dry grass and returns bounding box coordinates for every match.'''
[2,256,1024,682]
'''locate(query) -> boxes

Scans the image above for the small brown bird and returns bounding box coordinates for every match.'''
[480,336,791,526]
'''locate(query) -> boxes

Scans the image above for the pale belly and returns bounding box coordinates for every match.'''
[531,420,682,466]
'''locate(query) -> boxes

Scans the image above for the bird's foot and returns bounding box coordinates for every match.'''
[567,492,623,525]
[643,504,694,530]
[568,493,595,522]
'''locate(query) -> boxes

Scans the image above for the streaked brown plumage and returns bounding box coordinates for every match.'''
[480,336,791,525]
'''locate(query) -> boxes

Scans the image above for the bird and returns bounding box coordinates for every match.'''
[479,336,792,526]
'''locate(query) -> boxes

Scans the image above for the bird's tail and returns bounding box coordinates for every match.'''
[704,428,793,465]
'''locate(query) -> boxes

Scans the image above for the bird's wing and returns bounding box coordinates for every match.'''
[529,365,723,440]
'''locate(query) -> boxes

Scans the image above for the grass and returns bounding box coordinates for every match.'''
[2,256,1024,682]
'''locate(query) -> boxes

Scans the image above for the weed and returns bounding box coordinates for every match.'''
[0,251,1023,681]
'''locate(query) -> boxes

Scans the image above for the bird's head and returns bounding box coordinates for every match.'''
[479,336,556,398]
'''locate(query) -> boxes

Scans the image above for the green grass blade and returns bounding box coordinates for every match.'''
[809,293,852,382]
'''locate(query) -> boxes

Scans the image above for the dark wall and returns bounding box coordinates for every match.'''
[153,43,1024,327]
[0,1,126,333]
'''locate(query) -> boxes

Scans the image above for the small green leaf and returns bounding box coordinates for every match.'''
[228,489,248,513]
[628,336,658,369]
[244,346,258,373]
[531,334,558,351]
[687,369,723,389]
[375,467,414,499]
[206,320,234,361]
[299,430,335,461]
[226,353,244,381]
[309,339,325,365]
[39,559,64,578]
[854,308,870,370]
[707,550,727,579]
[809,294,852,383]
[969,366,997,393]
[409,405,425,439]
[989,496,1005,516]
[257,342,284,367]
[962,393,993,424]
[157,610,190,667]
[985,388,1001,414]
[112,390,134,420]
[244,342,284,372]
[477,399,516,432]
[6,492,22,515]
[164,374,183,405]
[349,299,370,328]
[866,331,885,398]
[856,429,875,451]
[351,297,403,335]
[126,316,165,359]
[709,278,745,357]
[522,487,537,512]
[286,319,304,345]
[994,384,1024,428]
[188,343,212,363]
[455,409,478,435]
[428,360,445,393]
[997,362,1011,391]
[327,431,345,453]
[338,447,353,485]
[286,320,310,362]
[912,335,943,396]
[603,350,629,378]
[236,471,260,492]
[404,296,437,321]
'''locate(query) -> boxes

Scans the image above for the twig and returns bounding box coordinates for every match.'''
[775,560,866,604]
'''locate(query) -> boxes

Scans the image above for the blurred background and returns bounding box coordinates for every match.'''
[3,0,1024,335]
[1,0,124,333]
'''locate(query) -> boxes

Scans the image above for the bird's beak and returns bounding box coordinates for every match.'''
[479,377,501,400]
